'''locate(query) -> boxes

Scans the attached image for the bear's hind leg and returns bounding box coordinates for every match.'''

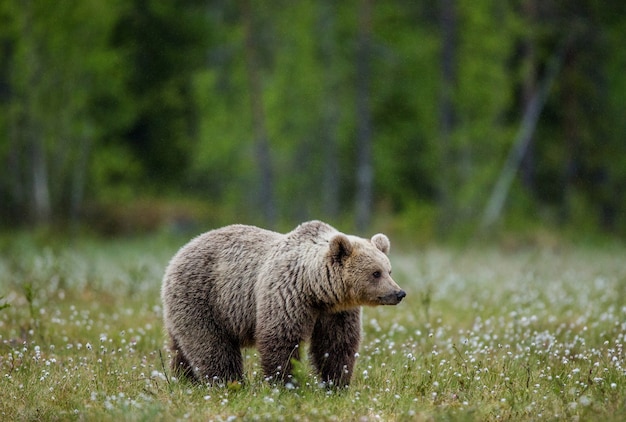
[169,333,196,381]
[310,309,361,387]
[183,330,244,384]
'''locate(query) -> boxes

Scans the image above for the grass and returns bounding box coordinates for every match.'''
[1,232,625,421]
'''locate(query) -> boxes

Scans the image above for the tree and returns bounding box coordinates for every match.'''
[0,0,125,225]
[437,0,457,232]
[355,0,374,232]
[241,0,276,226]
[319,2,341,221]
[519,0,538,192]
[112,0,210,187]
[481,40,565,229]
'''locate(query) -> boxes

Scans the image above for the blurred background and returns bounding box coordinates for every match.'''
[1,0,625,242]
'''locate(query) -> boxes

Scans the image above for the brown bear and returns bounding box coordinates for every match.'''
[161,220,405,387]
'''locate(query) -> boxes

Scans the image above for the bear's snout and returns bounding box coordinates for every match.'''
[396,290,407,301]
[379,289,406,305]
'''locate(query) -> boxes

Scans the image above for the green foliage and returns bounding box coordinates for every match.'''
[452,1,516,213]
[111,0,212,186]
[0,296,9,313]
[0,0,128,222]
[89,143,144,202]
[1,1,626,237]
[22,283,35,320]
[389,201,439,245]
[373,3,440,208]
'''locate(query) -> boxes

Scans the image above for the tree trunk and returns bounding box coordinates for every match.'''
[70,128,93,225]
[560,49,579,225]
[481,41,566,229]
[22,1,51,225]
[29,129,51,225]
[355,0,373,232]
[438,0,457,232]
[242,0,276,227]
[320,2,340,221]
[4,89,26,224]
[520,0,537,191]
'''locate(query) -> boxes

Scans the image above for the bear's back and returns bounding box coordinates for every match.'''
[162,224,283,345]
[167,224,281,274]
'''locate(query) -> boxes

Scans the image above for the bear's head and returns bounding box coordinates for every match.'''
[328,233,406,308]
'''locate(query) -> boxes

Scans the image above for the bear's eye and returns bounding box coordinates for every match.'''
[373,271,382,279]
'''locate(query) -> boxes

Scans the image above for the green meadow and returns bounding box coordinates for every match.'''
[1,233,625,421]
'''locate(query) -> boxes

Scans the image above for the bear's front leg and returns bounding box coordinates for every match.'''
[257,335,302,384]
[256,308,309,384]
[310,308,361,387]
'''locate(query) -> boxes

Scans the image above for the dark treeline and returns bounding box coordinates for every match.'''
[1,1,626,238]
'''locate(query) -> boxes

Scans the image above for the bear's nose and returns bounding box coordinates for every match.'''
[396,290,406,301]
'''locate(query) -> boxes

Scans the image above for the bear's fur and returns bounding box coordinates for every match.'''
[161,220,405,386]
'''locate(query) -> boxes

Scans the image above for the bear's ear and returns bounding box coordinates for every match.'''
[329,234,353,262]
[371,233,390,255]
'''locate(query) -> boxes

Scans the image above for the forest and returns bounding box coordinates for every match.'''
[2,0,626,239]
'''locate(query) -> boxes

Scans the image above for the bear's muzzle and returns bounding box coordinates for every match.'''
[378,290,406,305]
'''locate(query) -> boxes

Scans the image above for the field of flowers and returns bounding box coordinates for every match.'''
[1,233,625,421]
